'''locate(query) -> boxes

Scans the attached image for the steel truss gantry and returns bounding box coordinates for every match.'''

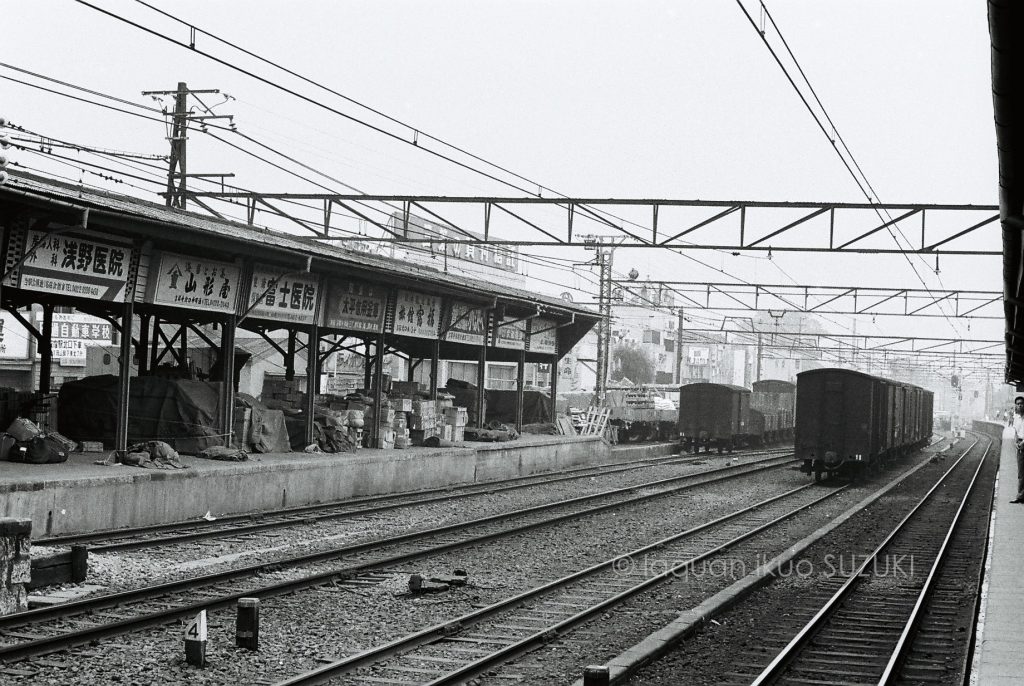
[608,281,1002,321]
[181,193,1000,255]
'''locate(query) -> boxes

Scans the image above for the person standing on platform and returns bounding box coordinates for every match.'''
[1012,396,1024,503]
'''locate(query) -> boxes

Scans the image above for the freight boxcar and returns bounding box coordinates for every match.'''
[796,368,887,481]
[677,383,750,453]
[751,379,796,445]
[796,368,934,481]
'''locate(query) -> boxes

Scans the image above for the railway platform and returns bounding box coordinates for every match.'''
[970,421,1024,686]
[0,434,614,538]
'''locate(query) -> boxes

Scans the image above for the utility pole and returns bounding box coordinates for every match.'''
[594,242,613,400]
[142,82,234,209]
[675,308,684,386]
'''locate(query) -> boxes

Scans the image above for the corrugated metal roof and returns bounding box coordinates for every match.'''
[1,172,598,323]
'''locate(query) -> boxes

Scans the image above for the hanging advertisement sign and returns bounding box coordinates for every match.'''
[0,312,31,360]
[321,278,387,333]
[18,230,131,301]
[443,301,487,346]
[529,318,557,355]
[247,266,319,325]
[35,313,114,367]
[147,251,241,314]
[493,316,527,351]
[391,290,441,339]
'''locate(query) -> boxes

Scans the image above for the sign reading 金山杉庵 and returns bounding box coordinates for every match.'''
[17,230,131,301]
[247,266,320,325]
[321,278,387,333]
[147,251,241,313]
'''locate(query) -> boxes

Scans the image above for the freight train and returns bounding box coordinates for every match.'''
[676,380,796,453]
[794,367,934,481]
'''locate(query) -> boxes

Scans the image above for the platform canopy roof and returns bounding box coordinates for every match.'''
[0,172,600,362]
[994,1,1024,384]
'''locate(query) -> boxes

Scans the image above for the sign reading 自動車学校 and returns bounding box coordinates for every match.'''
[444,301,487,346]
[17,230,131,301]
[147,252,241,314]
[35,313,114,367]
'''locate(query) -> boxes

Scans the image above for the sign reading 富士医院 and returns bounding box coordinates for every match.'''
[391,290,442,339]
[247,265,320,325]
[16,229,132,301]
[443,301,487,346]
[321,278,387,333]
[146,251,241,314]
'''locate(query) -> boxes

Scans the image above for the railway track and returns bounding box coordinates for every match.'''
[743,433,993,686]
[277,480,849,686]
[36,445,792,554]
[0,452,797,664]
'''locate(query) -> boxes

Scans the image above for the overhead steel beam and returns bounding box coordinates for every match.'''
[182,192,1000,255]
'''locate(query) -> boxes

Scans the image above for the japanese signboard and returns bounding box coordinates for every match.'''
[443,301,487,346]
[147,252,241,314]
[321,278,387,333]
[391,290,442,339]
[388,212,520,273]
[493,316,527,351]
[529,318,557,355]
[0,312,30,360]
[247,266,320,325]
[532,321,557,358]
[18,230,131,301]
[687,347,710,366]
[36,313,113,367]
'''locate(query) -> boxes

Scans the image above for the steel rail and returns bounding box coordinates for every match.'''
[275,482,847,686]
[876,437,993,684]
[0,455,796,663]
[748,436,987,685]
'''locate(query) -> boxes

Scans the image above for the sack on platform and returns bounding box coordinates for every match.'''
[7,418,42,442]
[23,435,69,464]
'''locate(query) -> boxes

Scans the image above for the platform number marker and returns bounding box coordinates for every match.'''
[184,610,208,667]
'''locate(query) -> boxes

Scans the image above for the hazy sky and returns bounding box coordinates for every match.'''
[2,1,1001,356]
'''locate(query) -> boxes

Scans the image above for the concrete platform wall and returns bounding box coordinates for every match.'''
[2,436,611,537]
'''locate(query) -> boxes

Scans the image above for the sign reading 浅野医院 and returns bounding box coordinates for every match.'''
[443,301,487,346]
[247,266,320,325]
[18,230,131,301]
[529,318,557,355]
[493,316,527,351]
[147,251,241,313]
[391,290,442,339]
[321,278,387,333]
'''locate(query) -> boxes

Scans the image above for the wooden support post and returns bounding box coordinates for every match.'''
[39,304,53,394]
[115,300,134,453]
[179,323,188,369]
[221,314,236,447]
[371,333,385,445]
[137,313,150,375]
[476,345,487,427]
[304,325,319,448]
[515,350,526,432]
[549,353,559,424]
[363,340,373,391]
[149,316,160,371]
[429,339,440,398]
[285,329,296,381]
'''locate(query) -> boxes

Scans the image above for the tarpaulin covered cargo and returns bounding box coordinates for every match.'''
[58,375,225,454]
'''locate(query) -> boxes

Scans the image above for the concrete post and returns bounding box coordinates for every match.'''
[0,518,31,616]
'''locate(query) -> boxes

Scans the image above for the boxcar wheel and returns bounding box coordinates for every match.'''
[814,466,823,482]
